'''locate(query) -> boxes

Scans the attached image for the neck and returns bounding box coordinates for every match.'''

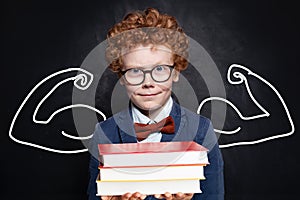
[131,97,173,121]
[139,106,165,120]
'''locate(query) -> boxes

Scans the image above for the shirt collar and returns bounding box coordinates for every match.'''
[131,97,173,124]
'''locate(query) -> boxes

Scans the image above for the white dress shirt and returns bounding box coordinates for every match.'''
[131,97,173,143]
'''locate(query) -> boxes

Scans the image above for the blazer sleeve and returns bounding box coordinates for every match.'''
[194,119,224,200]
[87,155,100,200]
[87,118,121,200]
[87,122,110,200]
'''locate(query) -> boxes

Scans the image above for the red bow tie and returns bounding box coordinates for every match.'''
[134,116,175,141]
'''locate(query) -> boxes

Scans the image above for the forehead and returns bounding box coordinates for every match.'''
[121,45,173,68]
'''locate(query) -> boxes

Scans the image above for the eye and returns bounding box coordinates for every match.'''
[154,65,165,72]
[126,68,143,77]
[130,68,142,74]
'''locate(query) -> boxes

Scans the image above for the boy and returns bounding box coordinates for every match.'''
[88,8,224,200]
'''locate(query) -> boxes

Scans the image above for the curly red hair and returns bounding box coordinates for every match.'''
[105,8,189,76]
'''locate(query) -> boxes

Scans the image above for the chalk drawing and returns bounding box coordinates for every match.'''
[197,64,295,148]
[8,68,106,154]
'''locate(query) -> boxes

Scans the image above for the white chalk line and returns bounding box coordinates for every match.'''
[8,68,106,154]
[197,64,295,148]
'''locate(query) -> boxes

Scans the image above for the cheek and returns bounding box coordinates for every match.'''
[124,85,138,96]
[157,81,173,91]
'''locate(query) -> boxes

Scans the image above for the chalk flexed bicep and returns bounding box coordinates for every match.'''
[9,68,106,154]
[198,64,295,148]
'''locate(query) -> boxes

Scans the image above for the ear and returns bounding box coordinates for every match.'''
[172,70,180,82]
[120,76,125,85]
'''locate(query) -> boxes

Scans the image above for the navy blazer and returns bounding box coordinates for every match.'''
[87,101,224,200]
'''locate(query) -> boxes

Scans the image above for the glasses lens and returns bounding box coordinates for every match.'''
[152,65,171,82]
[124,68,144,85]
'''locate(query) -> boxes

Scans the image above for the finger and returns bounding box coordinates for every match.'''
[132,192,142,198]
[174,193,194,200]
[121,193,132,200]
[184,193,194,197]
[129,192,141,200]
[183,193,194,200]
[174,192,184,199]
[163,192,172,200]
[101,196,112,200]
[154,194,163,199]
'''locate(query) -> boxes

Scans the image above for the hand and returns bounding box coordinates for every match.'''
[101,192,147,200]
[154,192,194,200]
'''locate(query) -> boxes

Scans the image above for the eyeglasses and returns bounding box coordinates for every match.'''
[120,65,174,85]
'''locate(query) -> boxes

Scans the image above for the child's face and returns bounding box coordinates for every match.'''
[120,45,179,114]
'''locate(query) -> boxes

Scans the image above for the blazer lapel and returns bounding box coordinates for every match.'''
[114,108,138,143]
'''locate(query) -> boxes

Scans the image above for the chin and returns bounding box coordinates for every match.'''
[138,102,162,112]
[143,104,161,111]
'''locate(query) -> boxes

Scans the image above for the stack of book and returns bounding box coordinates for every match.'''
[96,141,209,196]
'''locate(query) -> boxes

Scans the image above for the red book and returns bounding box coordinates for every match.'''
[98,141,208,167]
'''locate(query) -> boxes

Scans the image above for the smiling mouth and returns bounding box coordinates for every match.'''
[139,92,161,96]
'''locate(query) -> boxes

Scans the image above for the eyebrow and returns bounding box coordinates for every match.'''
[125,64,173,69]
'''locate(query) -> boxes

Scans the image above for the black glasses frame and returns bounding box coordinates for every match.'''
[120,65,175,86]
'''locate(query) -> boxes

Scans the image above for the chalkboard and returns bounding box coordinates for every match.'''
[2,0,299,200]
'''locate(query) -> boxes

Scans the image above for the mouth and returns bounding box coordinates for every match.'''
[138,92,161,97]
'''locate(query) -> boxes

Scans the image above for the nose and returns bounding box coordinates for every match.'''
[142,72,155,87]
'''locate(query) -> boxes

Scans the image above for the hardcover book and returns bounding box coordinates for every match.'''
[98,164,206,181]
[98,141,208,167]
[96,174,202,196]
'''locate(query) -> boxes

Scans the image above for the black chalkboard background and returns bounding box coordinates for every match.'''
[2,0,300,200]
